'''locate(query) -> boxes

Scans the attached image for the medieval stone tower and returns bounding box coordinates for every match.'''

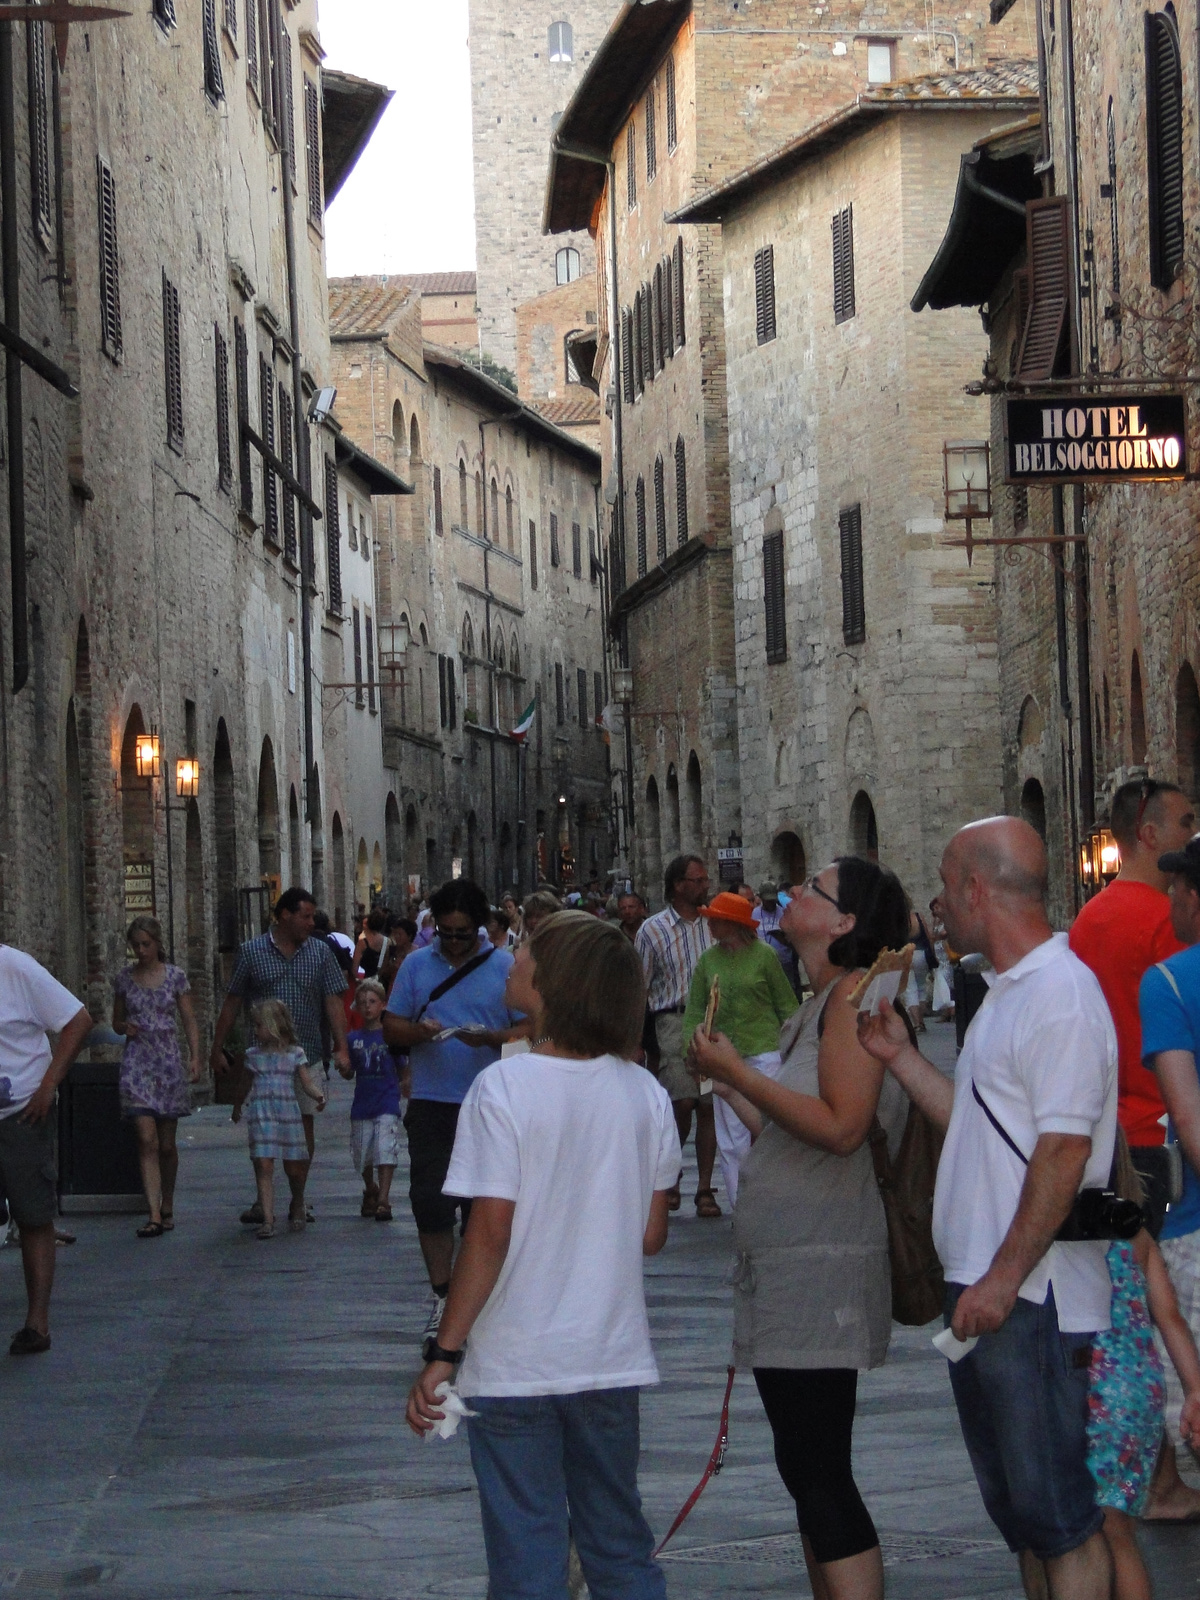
[467,2,619,372]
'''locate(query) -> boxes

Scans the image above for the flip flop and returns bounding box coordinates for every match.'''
[695,1189,722,1218]
[666,1184,682,1212]
[160,1213,175,1231]
[256,1223,276,1240]
[375,1204,393,1221]
[136,1221,165,1238]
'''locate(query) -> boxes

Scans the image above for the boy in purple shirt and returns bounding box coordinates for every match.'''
[340,980,403,1220]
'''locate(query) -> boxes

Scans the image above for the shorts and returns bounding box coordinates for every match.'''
[351,1113,403,1173]
[0,1113,57,1229]
[653,1011,712,1104]
[405,1098,472,1235]
[945,1283,1103,1560]
[293,1064,324,1117]
[1156,1229,1200,1458]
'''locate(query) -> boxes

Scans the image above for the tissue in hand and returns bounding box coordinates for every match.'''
[424,1382,477,1442]
[932,1326,979,1363]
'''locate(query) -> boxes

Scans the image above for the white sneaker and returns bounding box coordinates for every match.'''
[421,1294,447,1361]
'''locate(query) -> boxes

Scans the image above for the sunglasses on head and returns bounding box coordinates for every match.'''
[1135,778,1163,834]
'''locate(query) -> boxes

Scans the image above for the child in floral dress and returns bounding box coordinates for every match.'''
[1087,1138,1200,1599]
[244,1000,325,1239]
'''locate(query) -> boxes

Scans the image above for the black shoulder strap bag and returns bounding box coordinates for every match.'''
[413,945,495,1024]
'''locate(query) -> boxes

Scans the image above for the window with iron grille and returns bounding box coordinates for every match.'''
[577,667,588,729]
[666,55,677,151]
[832,206,855,324]
[555,662,565,725]
[763,530,786,664]
[673,237,685,345]
[278,381,297,563]
[223,0,236,38]
[594,671,603,723]
[352,606,364,706]
[645,86,656,182]
[626,121,637,210]
[529,520,539,588]
[234,317,252,512]
[162,272,184,453]
[654,456,666,562]
[26,15,51,243]
[635,476,647,576]
[214,326,231,491]
[324,455,342,613]
[153,0,176,29]
[755,245,776,344]
[246,0,258,91]
[621,310,634,403]
[259,353,279,546]
[433,466,444,534]
[365,613,376,711]
[203,0,225,101]
[304,77,322,224]
[839,504,865,645]
[550,512,560,568]
[96,157,122,359]
[572,521,582,577]
[1146,8,1184,290]
[675,436,687,545]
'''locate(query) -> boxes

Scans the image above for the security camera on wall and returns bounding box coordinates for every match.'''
[308,386,337,427]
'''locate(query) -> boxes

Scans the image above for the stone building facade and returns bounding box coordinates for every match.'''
[398,272,479,352]
[514,277,601,447]
[677,69,1038,908]
[328,278,613,901]
[467,0,617,371]
[914,0,1200,923]
[0,2,399,1064]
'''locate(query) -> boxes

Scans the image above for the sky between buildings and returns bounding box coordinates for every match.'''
[322,0,477,277]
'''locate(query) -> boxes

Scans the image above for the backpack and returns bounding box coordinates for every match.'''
[870,1099,946,1326]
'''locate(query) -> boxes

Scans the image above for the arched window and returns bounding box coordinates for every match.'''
[555,246,580,285]
[654,455,666,562]
[462,615,474,657]
[462,616,477,717]
[475,470,484,534]
[510,630,520,679]
[459,458,469,528]
[392,400,405,473]
[675,436,688,545]
[490,476,499,540]
[505,484,514,550]
[548,20,573,61]
[409,414,421,463]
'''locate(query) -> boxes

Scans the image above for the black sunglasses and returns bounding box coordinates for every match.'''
[436,926,476,942]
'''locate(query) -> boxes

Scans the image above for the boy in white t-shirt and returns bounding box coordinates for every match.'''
[407,910,680,1600]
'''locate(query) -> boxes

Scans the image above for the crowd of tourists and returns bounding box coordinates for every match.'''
[5,779,1200,1599]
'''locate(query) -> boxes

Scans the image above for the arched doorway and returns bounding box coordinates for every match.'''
[64,702,86,995]
[385,793,402,899]
[770,830,806,889]
[684,752,702,853]
[213,720,237,965]
[309,771,325,906]
[356,836,369,916]
[1177,663,1200,798]
[331,812,346,931]
[121,707,156,923]
[1131,652,1148,765]
[664,764,681,856]
[372,842,383,904]
[257,738,281,899]
[645,777,663,907]
[1021,778,1047,841]
[849,790,879,860]
[288,785,301,890]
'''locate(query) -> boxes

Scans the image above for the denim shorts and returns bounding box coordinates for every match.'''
[945,1283,1103,1560]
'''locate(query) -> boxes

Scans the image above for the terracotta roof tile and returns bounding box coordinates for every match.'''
[328,275,415,337]
[533,394,602,426]
[397,272,477,296]
[864,59,1040,102]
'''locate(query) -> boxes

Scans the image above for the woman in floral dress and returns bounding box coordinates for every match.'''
[112,916,199,1237]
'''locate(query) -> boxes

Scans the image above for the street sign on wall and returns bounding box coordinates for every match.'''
[1004,394,1186,483]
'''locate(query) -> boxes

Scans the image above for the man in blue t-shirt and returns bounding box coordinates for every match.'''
[384,878,526,1354]
[1139,833,1200,1480]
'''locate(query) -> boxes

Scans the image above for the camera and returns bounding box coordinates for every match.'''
[1054,1187,1144,1243]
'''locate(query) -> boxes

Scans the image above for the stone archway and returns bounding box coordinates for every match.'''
[213,720,238,962]
[1021,778,1047,841]
[1177,663,1200,798]
[256,738,281,897]
[849,790,879,860]
[770,830,806,888]
[120,706,155,923]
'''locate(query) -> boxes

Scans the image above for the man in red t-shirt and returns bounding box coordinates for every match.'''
[1070,776,1195,1232]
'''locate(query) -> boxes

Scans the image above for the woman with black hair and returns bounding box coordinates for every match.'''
[691,855,910,1600]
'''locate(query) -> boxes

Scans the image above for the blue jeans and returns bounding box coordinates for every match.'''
[946,1284,1104,1560]
[466,1387,667,1600]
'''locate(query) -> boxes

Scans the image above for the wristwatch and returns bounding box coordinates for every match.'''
[425,1338,465,1366]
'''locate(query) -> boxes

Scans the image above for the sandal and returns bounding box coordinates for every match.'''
[360,1190,380,1218]
[695,1189,722,1219]
[288,1204,307,1233]
[160,1212,175,1231]
[256,1223,275,1240]
[9,1325,51,1355]
[375,1204,393,1221]
[666,1183,682,1212]
[136,1221,165,1238]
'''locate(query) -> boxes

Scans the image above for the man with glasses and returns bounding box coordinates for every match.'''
[384,879,526,1353]
[635,854,719,1215]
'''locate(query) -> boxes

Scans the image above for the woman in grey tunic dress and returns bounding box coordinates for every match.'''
[691,856,910,1600]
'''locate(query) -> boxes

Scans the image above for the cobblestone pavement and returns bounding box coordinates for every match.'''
[1,1020,1198,1598]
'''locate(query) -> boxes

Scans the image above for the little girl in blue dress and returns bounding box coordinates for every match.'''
[1087,1138,1200,1599]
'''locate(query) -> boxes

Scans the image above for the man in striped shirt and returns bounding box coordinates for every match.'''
[635,854,719,1215]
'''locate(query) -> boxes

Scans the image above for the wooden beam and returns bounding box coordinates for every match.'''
[0,318,76,396]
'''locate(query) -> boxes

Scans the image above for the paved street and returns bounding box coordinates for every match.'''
[2,1021,1198,1599]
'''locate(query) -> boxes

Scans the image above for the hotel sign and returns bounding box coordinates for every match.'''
[1004,395,1186,483]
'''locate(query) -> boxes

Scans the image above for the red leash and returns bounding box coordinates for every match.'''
[653,1365,736,1556]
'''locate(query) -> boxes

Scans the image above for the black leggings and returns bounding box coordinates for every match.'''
[753,1367,878,1565]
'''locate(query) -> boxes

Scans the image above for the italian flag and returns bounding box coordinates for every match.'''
[509,695,537,743]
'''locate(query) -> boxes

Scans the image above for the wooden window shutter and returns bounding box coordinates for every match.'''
[352,607,363,704]
[839,504,865,645]
[529,519,538,588]
[653,263,664,371]
[626,121,637,210]
[622,310,634,404]
[833,207,856,323]
[96,157,122,358]
[366,613,376,711]
[162,271,184,453]
[153,0,176,27]
[640,281,653,383]
[278,381,297,563]
[594,671,603,722]
[635,476,647,576]
[1146,9,1184,290]
[571,520,582,576]
[763,531,787,663]
[666,55,677,151]
[645,87,656,182]
[304,77,322,223]
[234,317,253,513]
[214,326,231,491]
[203,0,225,101]
[755,245,776,344]
[675,436,688,545]
[279,21,295,159]
[550,512,559,567]
[664,255,675,357]
[1016,197,1070,381]
[245,0,258,90]
[578,667,588,729]
[439,654,448,728]
[633,294,644,394]
[673,237,685,345]
[259,354,279,546]
[224,0,237,39]
[555,662,565,724]
[27,16,51,241]
[434,465,444,535]
[654,455,666,561]
[324,456,342,612]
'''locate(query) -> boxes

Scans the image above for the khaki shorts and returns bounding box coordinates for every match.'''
[0,1112,57,1229]
[654,1011,712,1105]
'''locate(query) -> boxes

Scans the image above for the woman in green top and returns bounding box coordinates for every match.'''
[683,891,799,1207]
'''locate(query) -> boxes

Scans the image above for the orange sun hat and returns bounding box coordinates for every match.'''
[698,891,758,929]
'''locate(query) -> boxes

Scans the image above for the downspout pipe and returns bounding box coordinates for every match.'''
[0,24,28,693]
[270,3,316,825]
